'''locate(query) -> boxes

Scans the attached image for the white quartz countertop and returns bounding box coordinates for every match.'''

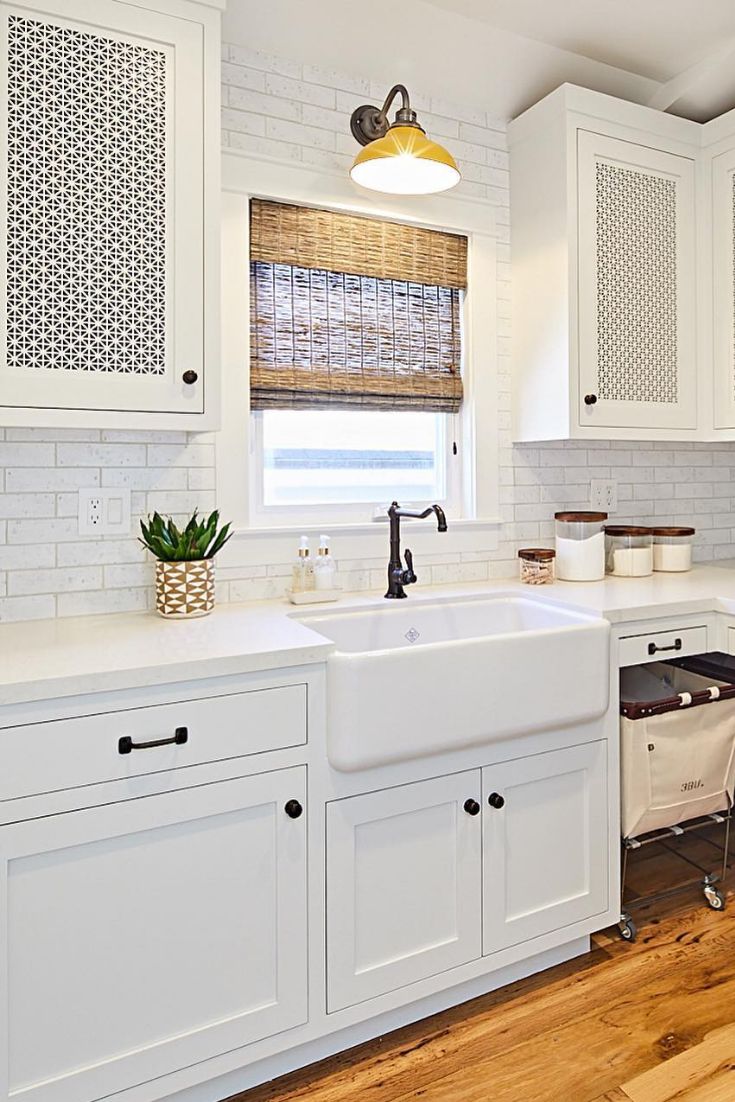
[3,562,735,707]
[0,601,334,707]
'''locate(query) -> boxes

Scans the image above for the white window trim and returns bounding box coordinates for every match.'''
[217,151,501,553]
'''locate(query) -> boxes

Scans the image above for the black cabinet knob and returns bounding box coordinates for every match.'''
[284,799,303,819]
[463,798,480,816]
[182,370,198,385]
[488,792,505,810]
[584,393,598,406]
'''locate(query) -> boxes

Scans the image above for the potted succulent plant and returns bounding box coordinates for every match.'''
[139,510,232,619]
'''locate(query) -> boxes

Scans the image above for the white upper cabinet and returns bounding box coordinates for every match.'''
[0,0,222,429]
[510,85,703,442]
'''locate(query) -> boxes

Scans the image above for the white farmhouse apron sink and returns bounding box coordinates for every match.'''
[298,595,610,771]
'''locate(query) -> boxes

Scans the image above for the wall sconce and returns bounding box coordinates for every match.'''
[349,84,461,196]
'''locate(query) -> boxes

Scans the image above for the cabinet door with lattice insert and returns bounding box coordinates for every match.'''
[577,131,697,431]
[0,0,205,418]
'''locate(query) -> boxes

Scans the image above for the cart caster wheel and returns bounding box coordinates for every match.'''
[618,915,638,942]
[704,886,726,911]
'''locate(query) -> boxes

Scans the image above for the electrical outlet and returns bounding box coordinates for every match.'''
[78,488,131,536]
[590,479,617,513]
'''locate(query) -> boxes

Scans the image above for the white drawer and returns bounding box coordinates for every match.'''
[618,625,708,668]
[0,684,307,801]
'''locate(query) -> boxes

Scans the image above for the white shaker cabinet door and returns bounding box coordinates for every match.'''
[577,131,697,431]
[0,0,206,417]
[326,772,482,1012]
[0,767,308,1102]
[482,742,608,954]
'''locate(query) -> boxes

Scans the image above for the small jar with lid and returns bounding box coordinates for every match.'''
[554,512,607,581]
[605,526,653,577]
[518,548,555,585]
[651,527,695,572]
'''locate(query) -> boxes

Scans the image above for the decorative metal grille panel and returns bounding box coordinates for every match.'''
[595,160,678,404]
[5,15,167,374]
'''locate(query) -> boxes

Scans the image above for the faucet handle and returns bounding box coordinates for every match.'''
[403,548,417,584]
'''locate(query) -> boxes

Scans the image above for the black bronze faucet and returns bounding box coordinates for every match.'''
[385,501,447,599]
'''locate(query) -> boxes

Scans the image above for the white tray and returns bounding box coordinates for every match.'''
[286,588,342,605]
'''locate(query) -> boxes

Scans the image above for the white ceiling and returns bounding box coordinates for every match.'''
[423,0,735,83]
[230,0,735,123]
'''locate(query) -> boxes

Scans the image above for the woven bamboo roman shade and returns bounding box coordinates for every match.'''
[249,199,467,412]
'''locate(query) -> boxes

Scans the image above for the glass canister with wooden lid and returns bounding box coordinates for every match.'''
[554,511,607,581]
[605,526,653,577]
[651,526,695,572]
[518,548,555,585]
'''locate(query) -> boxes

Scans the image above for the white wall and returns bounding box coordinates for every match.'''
[0,33,733,623]
[222,0,660,121]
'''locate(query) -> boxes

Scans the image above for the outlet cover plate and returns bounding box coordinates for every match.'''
[590,479,617,513]
[78,488,131,536]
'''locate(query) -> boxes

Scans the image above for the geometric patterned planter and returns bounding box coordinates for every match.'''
[155,560,215,618]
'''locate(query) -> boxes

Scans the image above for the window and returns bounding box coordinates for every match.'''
[255,409,452,509]
[249,200,467,522]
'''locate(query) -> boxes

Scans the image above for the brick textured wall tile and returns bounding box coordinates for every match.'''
[1,44,734,621]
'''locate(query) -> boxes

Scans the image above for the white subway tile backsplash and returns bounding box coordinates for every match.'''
[0,443,56,466]
[264,72,335,109]
[266,116,335,150]
[9,567,103,596]
[0,493,55,518]
[57,588,150,618]
[0,545,56,570]
[222,107,267,137]
[221,61,266,92]
[57,540,146,567]
[101,467,189,491]
[145,491,216,515]
[103,563,154,588]
[6,468,100,491]
[5,428,101,442]
[0,594,56,622]
[57,443,147,467]
[228,85,300,122]
[301,64,369,96]
[146,444,215,468]
[227,45,302,79]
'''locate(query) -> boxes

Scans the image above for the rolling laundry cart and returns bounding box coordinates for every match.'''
[617,660,735,942]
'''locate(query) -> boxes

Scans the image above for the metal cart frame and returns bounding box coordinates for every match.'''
[618,811,731,942]
[617,671,735,943]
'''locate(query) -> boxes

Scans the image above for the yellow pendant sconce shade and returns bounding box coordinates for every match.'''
[349,85,461,196]
[351,125,460,195]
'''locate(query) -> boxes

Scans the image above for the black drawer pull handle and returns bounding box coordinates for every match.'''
[647,638,682,656]
[285,799,303,819]
[118,727,188,755]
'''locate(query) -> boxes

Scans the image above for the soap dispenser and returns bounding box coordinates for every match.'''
[292,536,314,593]
[314,534,337,590]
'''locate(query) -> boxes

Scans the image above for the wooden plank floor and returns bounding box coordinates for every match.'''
[227,827,735,1102]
